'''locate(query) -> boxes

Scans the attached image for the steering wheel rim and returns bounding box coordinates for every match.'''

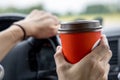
[0,13,59,80]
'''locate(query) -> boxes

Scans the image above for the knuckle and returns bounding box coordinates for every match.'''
[54,53,57,59]
[48,18,55,24]
[88,53,97,62]
[32,9,39,13]
[39,11,45,13]
[88,57,97,67]
[54,52,60,59]
[44,13,52,17]
[53,15,58,21]
[108,50,112,57]
[100,43,109,50]
[107,64,110,69]
[53,15,58,19]
[89,58,96,64]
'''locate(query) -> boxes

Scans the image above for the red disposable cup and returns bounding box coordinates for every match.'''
[58,20,102,64]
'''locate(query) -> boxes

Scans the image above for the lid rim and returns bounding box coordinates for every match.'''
[59,20,102,32]
[61,20,100,25]
[58,26,102,31]
[58,29,102,33]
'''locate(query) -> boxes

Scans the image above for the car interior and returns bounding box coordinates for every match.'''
[0,14,120,80]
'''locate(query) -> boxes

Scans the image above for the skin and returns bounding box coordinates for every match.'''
[0,9,112,80]
[0,10,59,61]
[54,35,112,80]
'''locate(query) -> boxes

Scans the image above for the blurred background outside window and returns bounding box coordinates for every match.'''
[0,0,119,28]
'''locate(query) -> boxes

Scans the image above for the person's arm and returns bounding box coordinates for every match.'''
[54,35,112,80]
[0,10,59,61]
[0,25,24,61]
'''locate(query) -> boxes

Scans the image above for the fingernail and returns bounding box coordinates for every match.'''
[56,46,61,51]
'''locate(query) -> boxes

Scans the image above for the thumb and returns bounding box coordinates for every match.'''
[54,46,68,66]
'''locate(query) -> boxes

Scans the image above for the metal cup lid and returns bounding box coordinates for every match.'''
[59,20,102,33]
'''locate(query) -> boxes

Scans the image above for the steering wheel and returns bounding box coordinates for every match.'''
[0,13,60,80]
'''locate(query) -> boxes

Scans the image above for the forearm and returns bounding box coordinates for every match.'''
[0,25,23,61]
[0,10,59,61]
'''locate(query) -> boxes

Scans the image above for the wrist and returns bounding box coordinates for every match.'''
[9,25,24,41]
[12,24,26,40]
[14,20,32,37]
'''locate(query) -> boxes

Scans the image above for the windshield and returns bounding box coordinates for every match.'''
[0,0,119,28]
